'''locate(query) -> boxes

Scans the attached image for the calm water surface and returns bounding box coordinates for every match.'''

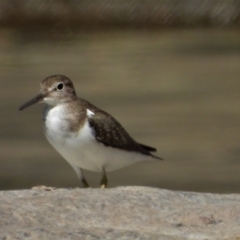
[1,29,240,192]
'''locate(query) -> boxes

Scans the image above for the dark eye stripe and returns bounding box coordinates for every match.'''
[64,82,73,88]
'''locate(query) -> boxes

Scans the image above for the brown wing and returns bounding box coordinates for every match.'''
[79,99,162,160]
[89,114,151,154]
[81,99,162,159]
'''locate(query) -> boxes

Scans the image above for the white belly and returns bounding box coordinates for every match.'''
[44,107,151,172]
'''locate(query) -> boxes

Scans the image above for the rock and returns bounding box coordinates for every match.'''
[0,186,240,240]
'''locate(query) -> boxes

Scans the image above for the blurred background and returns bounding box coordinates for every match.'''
[1,0,240,193]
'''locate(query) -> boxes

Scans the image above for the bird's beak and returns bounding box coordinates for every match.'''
[19,93,45,111]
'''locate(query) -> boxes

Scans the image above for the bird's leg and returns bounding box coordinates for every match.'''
[100,168,108,189]
[81,176,90,188]
[70,164,90,188]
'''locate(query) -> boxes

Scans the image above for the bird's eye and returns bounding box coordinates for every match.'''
[56,83,64,91]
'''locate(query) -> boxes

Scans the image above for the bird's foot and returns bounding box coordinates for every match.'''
[100,168,108,189]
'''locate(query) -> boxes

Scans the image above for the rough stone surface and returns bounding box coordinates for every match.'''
[0,187,240,240]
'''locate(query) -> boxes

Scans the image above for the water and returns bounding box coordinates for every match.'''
[1,29,240,193]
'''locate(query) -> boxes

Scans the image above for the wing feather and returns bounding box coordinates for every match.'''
[81,99,162,160]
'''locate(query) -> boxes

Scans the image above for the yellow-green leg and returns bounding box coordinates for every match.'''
[100,168,108,189]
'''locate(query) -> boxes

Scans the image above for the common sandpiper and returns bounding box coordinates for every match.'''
[19,75,162,188]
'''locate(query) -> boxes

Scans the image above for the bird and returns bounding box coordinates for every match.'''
[19,75,162,188]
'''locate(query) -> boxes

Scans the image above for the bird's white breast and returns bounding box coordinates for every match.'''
[44,105,151,172]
